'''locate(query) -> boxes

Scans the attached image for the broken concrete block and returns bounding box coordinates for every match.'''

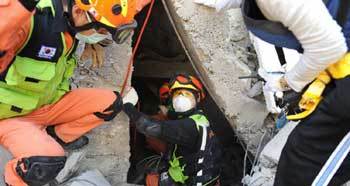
[60,169,111,186]
[260,122,298,166]
[56,150,87,184]
[247,81,263,98]
[0,145,12,186]
[242,165,276,186]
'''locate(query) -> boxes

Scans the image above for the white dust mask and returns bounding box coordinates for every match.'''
[75,12,110,44]
[172,95,196,113]
[75,32,109,44]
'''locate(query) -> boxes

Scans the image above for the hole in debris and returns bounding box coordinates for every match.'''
[127,1,252,185]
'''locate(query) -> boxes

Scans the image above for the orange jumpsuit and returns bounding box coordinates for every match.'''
[0,0,150,185]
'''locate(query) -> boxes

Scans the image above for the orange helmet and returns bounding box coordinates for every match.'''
[169,74,205,101]
[75,0,137,43]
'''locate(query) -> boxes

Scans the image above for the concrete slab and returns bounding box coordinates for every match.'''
[260,122,298,166]
[60,170,111,186]
[0,146,12,186]
[166,0,269,148]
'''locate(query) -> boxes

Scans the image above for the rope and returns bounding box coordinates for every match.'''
[120,0,156,96]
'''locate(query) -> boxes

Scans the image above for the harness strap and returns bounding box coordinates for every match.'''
[336,0,350,28]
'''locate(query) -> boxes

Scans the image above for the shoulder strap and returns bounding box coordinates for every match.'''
[37,0,55,15]
[189,114,209,130]
[336,0,350,27]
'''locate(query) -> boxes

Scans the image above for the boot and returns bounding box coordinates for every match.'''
[46,126,89,150]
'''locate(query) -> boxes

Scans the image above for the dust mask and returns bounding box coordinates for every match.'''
[75,12,109,44]
[172,95,196,113]
[75,32,109,44]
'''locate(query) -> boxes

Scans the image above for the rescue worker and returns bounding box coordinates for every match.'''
[123,74,222,186]
[195,0,350,185]
[0,0,149,185]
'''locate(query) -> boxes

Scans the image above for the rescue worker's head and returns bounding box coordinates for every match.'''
[168,74,205,113]
[70,0,137,44]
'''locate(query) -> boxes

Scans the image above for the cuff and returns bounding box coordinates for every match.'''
[285,72,307,92]
[123,103,142,121]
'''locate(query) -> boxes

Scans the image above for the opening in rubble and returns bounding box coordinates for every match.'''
[127,2,252,185]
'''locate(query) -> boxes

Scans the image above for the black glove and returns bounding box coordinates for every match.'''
[123,103,162,138]
[94,91,123,121]
[276,90,302,114]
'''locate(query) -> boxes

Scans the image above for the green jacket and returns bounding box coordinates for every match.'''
[0,0,77,119]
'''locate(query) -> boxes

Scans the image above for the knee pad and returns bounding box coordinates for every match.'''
[16,156,66,186]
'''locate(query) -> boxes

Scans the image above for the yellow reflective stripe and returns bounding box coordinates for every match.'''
[121,0,128,17]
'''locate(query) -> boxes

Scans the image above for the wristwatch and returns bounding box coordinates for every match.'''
[19,0,40,11]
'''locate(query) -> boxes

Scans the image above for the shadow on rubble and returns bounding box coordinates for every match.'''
[127,1,252,185]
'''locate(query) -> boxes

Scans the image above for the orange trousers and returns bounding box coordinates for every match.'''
[0,88,117,186]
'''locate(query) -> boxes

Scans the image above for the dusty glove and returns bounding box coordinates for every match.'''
[193,0,241,11]
[123,87,139,106]
[259,68,291,113]
[263,85,283,114]
[80,39,112,68]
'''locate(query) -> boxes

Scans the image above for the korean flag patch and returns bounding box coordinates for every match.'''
[38,46,57,59]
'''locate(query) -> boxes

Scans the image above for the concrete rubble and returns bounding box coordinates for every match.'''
[60,170,112,186]
[1,1,348,186]
[168,0,270,152]
[241,122,298,186]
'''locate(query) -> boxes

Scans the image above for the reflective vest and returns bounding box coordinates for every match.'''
[0,0,77,119]
[165,114,221,186]
[242,0,350,120]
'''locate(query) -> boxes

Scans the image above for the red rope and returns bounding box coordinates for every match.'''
[120,0,156,96]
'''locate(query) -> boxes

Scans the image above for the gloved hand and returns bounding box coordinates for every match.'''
[259,68,291,113]
[193,0,241,11]
[123,87,139,106]
[80,39,112,68]
[263,85,283,114]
